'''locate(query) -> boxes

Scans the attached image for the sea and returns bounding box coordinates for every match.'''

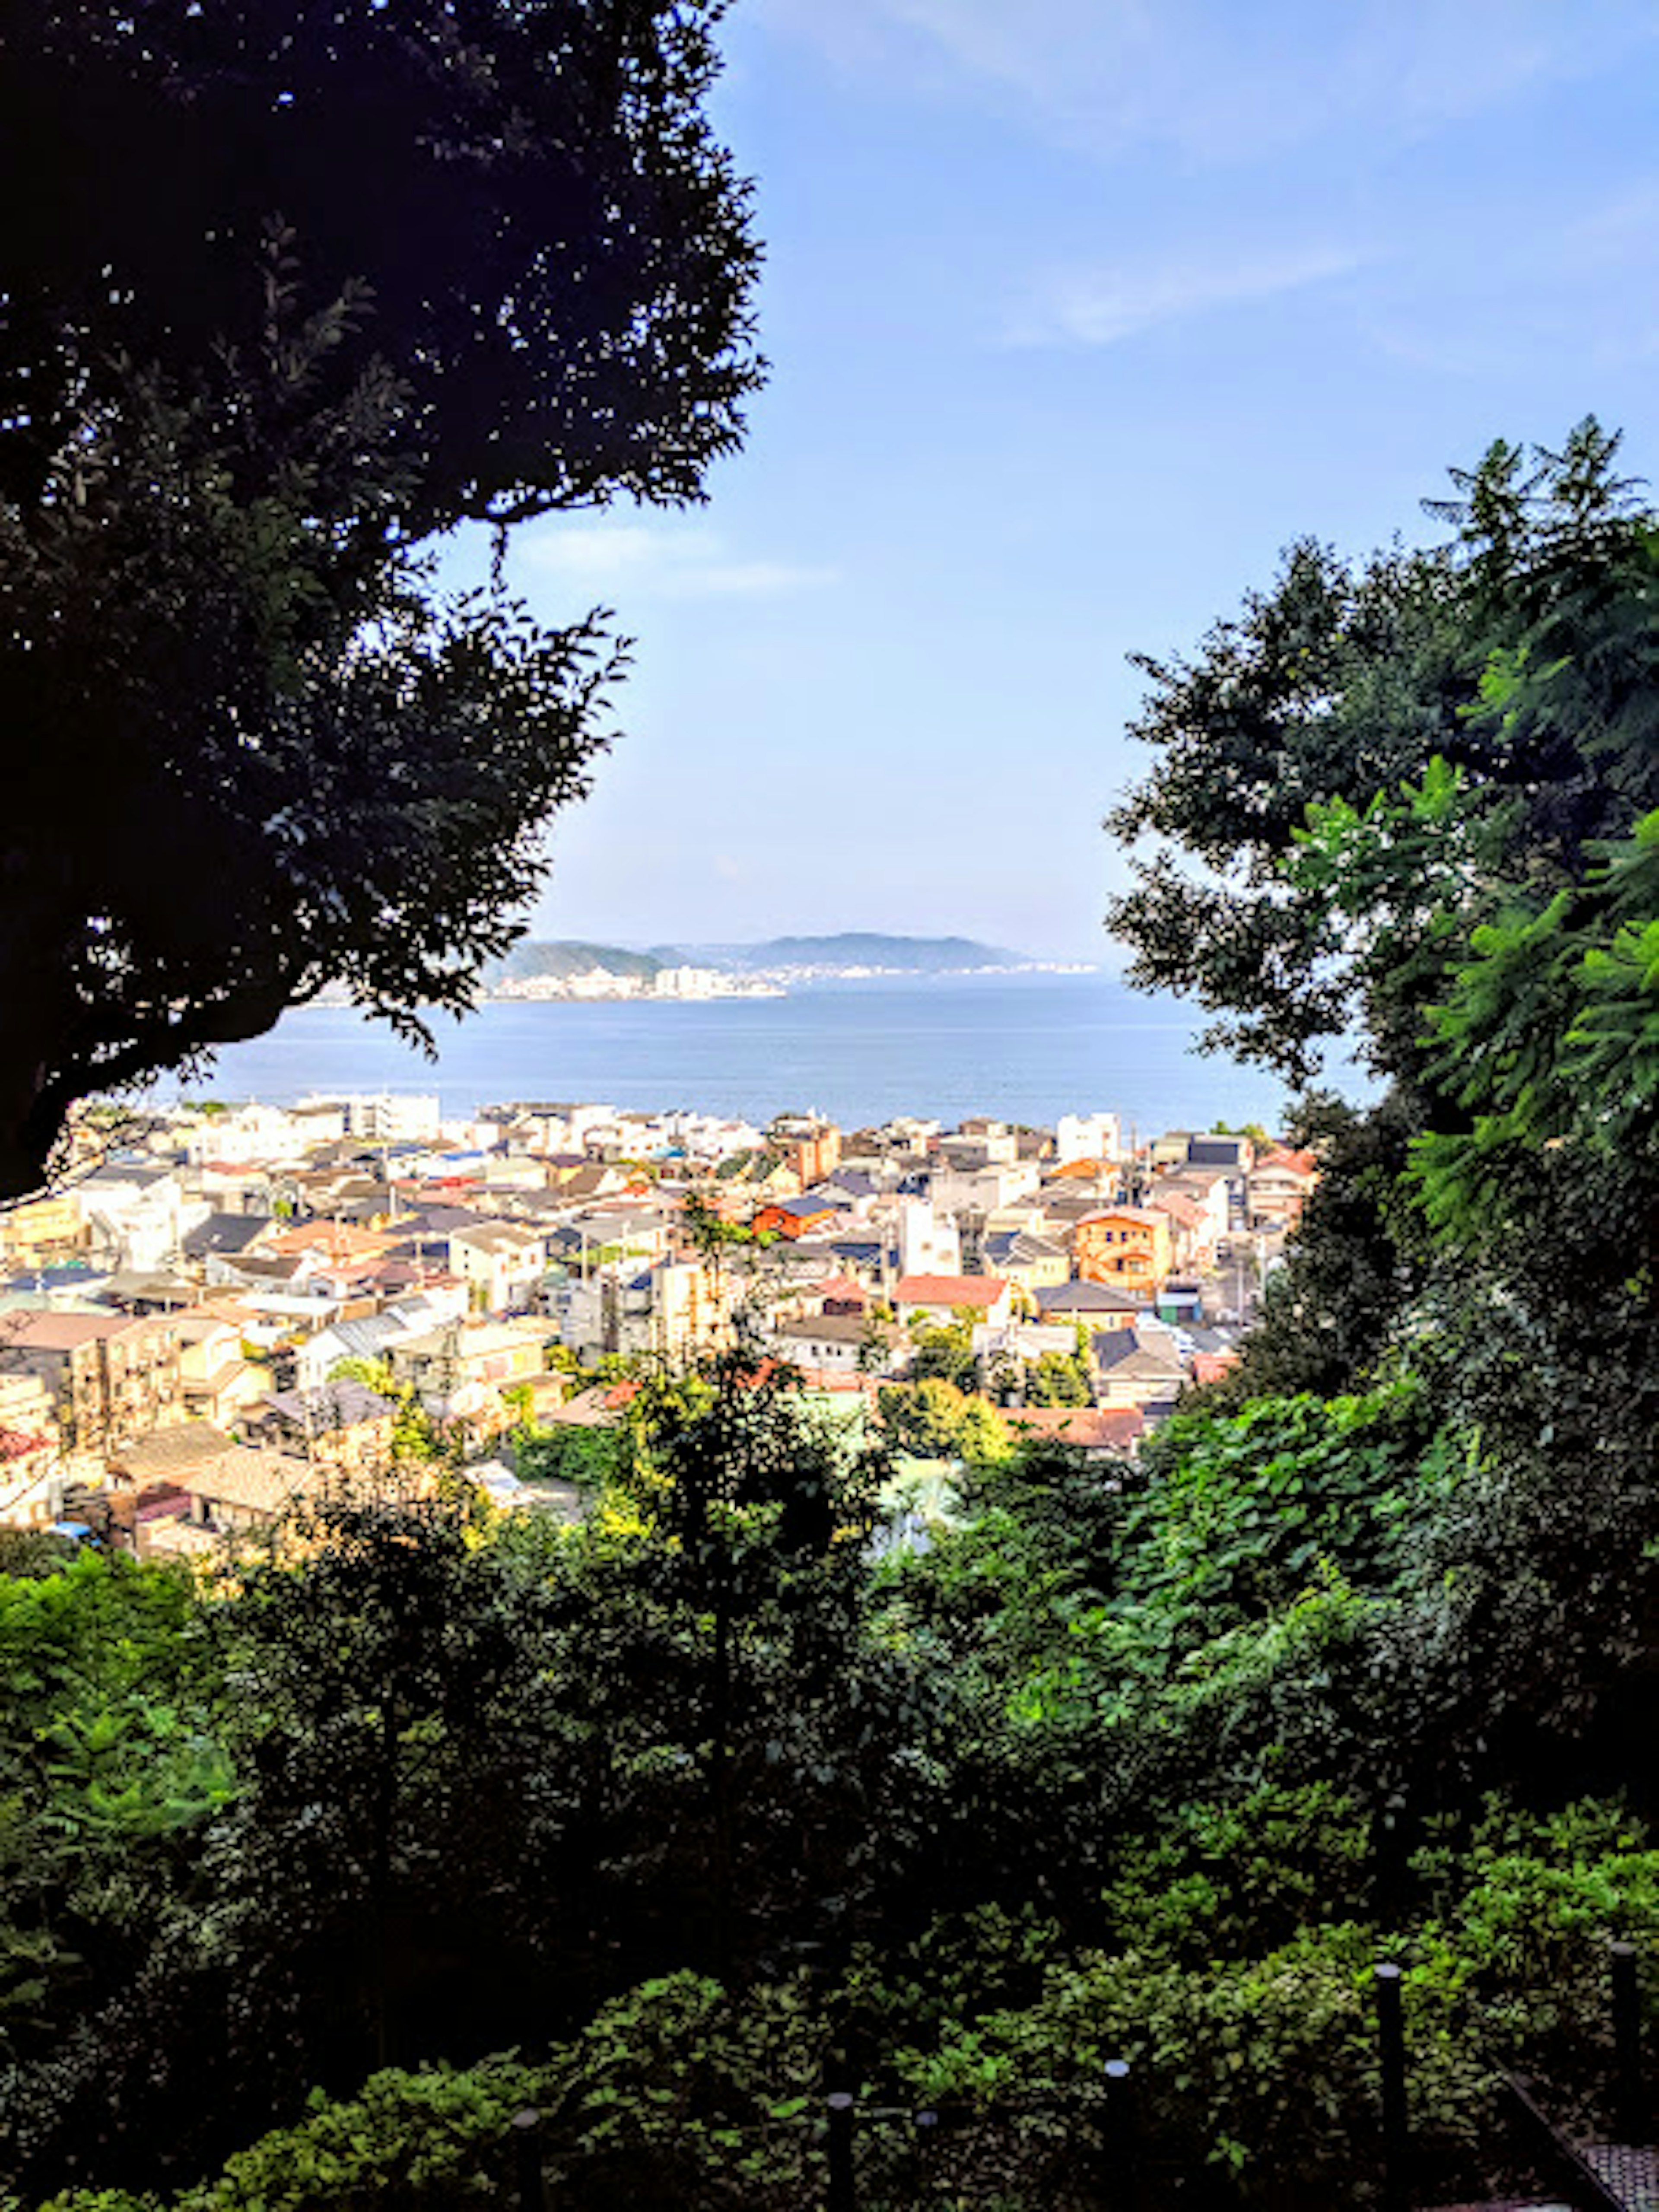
[164,975,1372,1137]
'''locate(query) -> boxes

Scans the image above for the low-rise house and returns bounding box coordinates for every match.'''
[771,1312,891,1375]
[483,1152,557,1193]
[1149,1131,1196,1170]
[927,1161,1044,1218]
[811,1168,886,1217]
[391,1318,548,1404]
[249,1381,398,1472]
[1185,1132,1255,1174]
[289,1287,468,1392]
[979,1229,1071,1297]
[547,1160,633,1203]
[1153,1168,1232,1252]
[262,1219,394,1270]
[894,1274,1014,1330]
[108,1421,241,1493]
[752,1194,845,1241]
[714,1148,802,1199]
[1034,1280,1144,1333]
[1073,1208,1173,1300]
[448,1220,549,1313]
[973,1319,1077,1363]
[1091,1325,1186,1415]
[181,1213,276,1277]
[1249,1147,1319,1228]
[1147,1189,1211,1272]
[174,1312,267,1427]
[826,1236,887,1287]
[1035,1187,1123,1243]
[1005,1404,1145,1459]
[177,1446,314,1532]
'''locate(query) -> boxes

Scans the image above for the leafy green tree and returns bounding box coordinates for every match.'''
[0,1552,233,2194]
[0,1,763,1198]
[909,1321,977,1389]
[1111,424,1659,1812]
[878,1379,1011,1462]
[530,1357,954,1992]
[1106,421,1659,1089]
[198,1487,568,2104]
[1024,1336,1093,1406]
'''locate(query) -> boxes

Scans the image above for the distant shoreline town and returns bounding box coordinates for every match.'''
[485,958,1099,1002]
[307,936,1100,1006]
[1,1090,1316,1549]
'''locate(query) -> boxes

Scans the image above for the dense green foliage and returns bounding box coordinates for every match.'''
[0,0,762,1197]
[6,429,1656,2206]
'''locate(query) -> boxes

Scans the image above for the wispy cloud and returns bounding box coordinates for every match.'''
[1354,176,1659,380]
[1010,245,1365,349]
[519,522,837,601]
[757,0,1659,164]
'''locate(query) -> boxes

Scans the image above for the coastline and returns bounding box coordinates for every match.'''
[156,973,1370,1135]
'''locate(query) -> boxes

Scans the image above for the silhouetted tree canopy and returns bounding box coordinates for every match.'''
[0,0,763,1198]
[1106,420,1659,1089]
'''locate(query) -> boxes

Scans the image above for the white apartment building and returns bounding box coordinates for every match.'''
[1056,1113,1122,1165]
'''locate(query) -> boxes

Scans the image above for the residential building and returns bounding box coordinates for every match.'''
[290,1287,469,1392]
[178,1446,314,1531]
[0,1191,86,1268]
[4,1309,182,1450]
[1055,1113,1122,1166]
[1249,1148,1319,1228]
[979,1229,1071,1297]
[557,1256,730,1362]
[894,1274,1014,1329]
[76,1164,208,1274]
[174,1313,267,1427]
[0,1370,60,1524]
[250,1380,398,1472]
[448,1220,549,1312]
[1091,1325,1186,1415]
[1073,1208,1173,1301]
[390,1319,547,1404]
[1187,1132,1255,1173]
[769,1115,842,1189]
[752,1194,844,1241]
[772,1312,880,1374]
[1005,1404,1145,1459]
[895,1197,961,1280]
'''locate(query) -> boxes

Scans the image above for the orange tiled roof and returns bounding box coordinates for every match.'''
[1006,1406,1145,1450]
[263,1221,392,1259]
[895,1275,1010,1308]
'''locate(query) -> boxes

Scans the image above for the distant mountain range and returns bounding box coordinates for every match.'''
[489,933,1038,982]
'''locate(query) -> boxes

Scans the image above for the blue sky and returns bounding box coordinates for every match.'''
[464,0,1659,962]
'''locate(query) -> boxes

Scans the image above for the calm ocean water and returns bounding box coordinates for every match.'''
[166,976,1367,1136]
